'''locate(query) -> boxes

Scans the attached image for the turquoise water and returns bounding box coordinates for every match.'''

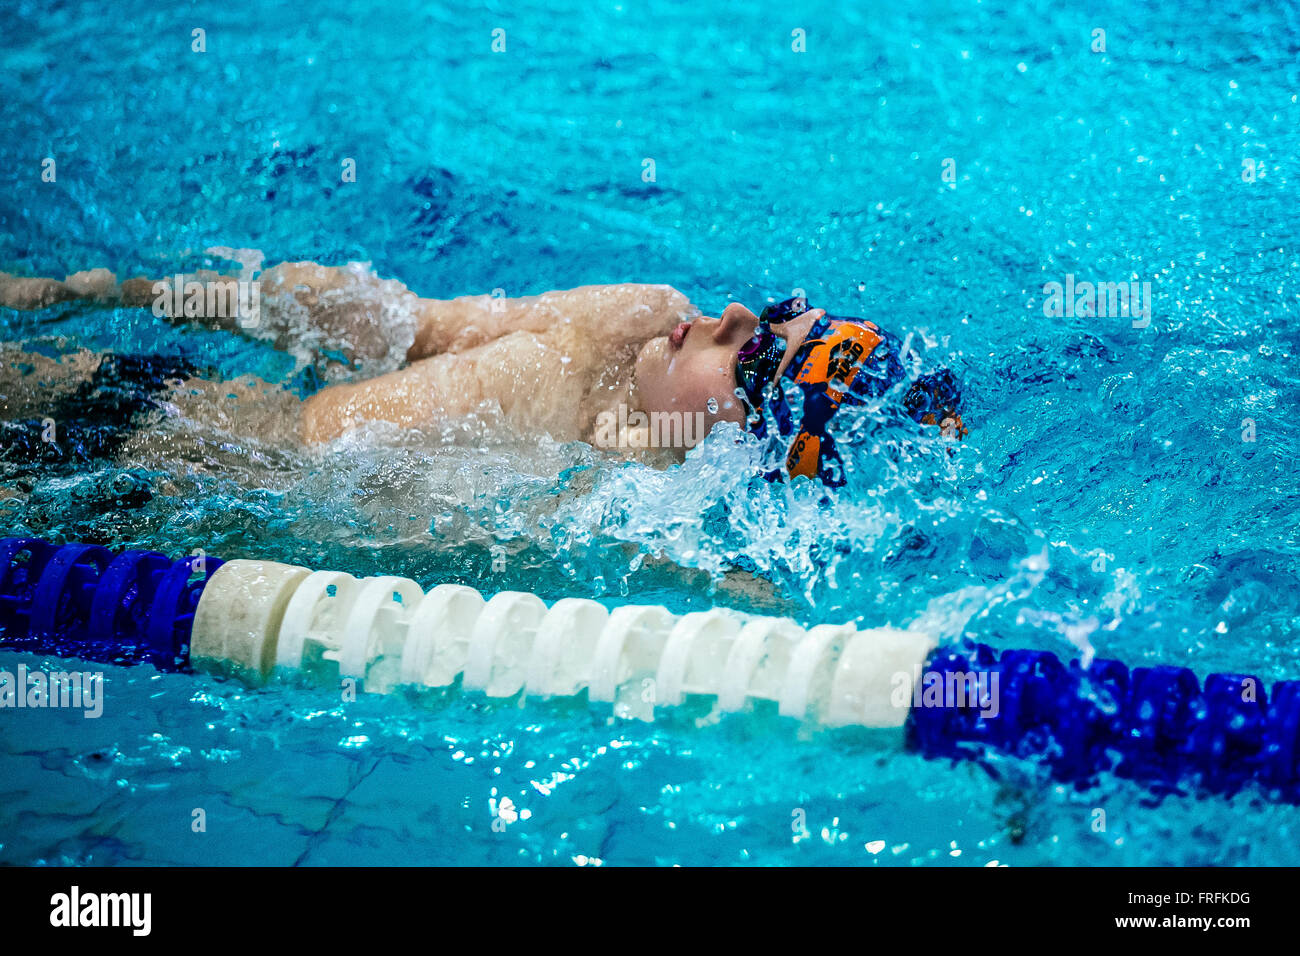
[2,0,1299,865]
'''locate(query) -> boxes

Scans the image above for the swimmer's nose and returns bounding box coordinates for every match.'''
[714,303,759,342]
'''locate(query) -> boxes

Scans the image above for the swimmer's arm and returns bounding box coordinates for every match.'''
[298,357,483,444]
[408,284,698,360]
[637,556,786,613]
[1,268,696,358]
[0,267,252,324]
[711,568,785,611]
[0,269,124,310]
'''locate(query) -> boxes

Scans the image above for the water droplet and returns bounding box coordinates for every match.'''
[707,397,718,414]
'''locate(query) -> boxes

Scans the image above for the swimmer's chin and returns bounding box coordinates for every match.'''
[634,335,670,379]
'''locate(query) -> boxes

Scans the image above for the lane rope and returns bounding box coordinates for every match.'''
[2,536,1297,801]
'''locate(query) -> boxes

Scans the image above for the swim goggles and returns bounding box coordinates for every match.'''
[733,297,814,412]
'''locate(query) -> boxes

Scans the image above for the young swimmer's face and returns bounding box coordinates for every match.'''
[633,303,824,443]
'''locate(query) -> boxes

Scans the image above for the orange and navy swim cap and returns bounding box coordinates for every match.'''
[735,297,967,486]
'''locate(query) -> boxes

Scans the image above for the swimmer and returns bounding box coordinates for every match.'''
[0,260,966,484]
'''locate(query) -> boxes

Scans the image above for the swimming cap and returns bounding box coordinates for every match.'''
[736,297,967,486]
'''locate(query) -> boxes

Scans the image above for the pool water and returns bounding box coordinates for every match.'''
[2,0,1299,865]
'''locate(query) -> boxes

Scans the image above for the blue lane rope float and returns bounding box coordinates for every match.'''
[0,538,222,669]
[908,645,1298,800]
[1,535,1297,803]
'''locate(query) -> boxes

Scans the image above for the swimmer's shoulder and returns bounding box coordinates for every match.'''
[543,283,699,345]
